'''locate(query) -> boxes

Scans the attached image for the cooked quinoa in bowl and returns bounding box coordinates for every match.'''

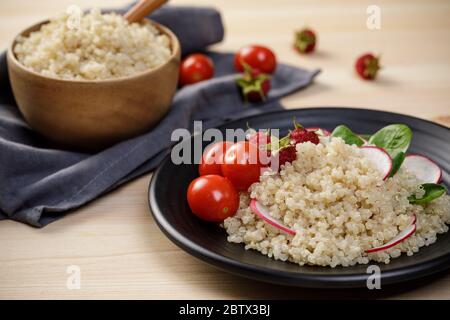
[13,9,172,80]
[223,137,450,268]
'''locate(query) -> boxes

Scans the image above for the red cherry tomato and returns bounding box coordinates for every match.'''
[234,45,277,74]
[187,175,239,222]
[221,141,266,191]
[179,53,214,86]
[199,141,233,176]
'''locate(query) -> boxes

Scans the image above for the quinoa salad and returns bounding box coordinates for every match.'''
[13,9,172,80]
[188,121,450,268]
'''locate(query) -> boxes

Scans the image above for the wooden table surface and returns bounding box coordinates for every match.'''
[1,0,449,300]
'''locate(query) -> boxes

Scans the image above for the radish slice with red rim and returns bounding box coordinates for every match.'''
[306,127,331,136]
[250,199,296,236]
[403,154,442,184]
[251,199,417,253]
[366,215,416,253]
[359,146,393,180]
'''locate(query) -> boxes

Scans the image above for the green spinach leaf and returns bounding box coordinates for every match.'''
[408,183,446,205]
[368,124,412,158]
[331,125,364,146]
[390,152,406,177]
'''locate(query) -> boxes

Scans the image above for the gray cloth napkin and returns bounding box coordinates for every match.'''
[0,5,320,227]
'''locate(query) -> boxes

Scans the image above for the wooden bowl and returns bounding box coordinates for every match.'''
[7,18,181,151]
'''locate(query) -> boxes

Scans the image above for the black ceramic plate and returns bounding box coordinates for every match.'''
[149,107,450,288]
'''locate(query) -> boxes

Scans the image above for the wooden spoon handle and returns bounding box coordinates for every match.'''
[124,0,168,23]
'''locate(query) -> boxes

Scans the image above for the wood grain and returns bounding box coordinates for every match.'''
[0,0,449,299]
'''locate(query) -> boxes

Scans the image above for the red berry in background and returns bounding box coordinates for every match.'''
[179,53,214,86]
[236,66,271,102]
[234,45,277,74]
[294,28,317,53]
[290,128,320,145]
[355,53,381,80]
[278,145,297,167]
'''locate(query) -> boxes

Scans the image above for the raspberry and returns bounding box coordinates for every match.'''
[305,131,320,144]
[290,128,319,145]
[289,128,306,143]
[278,145,297,167]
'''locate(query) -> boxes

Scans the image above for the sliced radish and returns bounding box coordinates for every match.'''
[306,127,331,136]
[250,199,296,236]
[403,154,442,184]
[250,199,417,253]
[366,215,416,253]
[359,146,393,180]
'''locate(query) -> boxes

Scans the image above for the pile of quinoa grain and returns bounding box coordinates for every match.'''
[223,137,450,267]
[13,9,171,80]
